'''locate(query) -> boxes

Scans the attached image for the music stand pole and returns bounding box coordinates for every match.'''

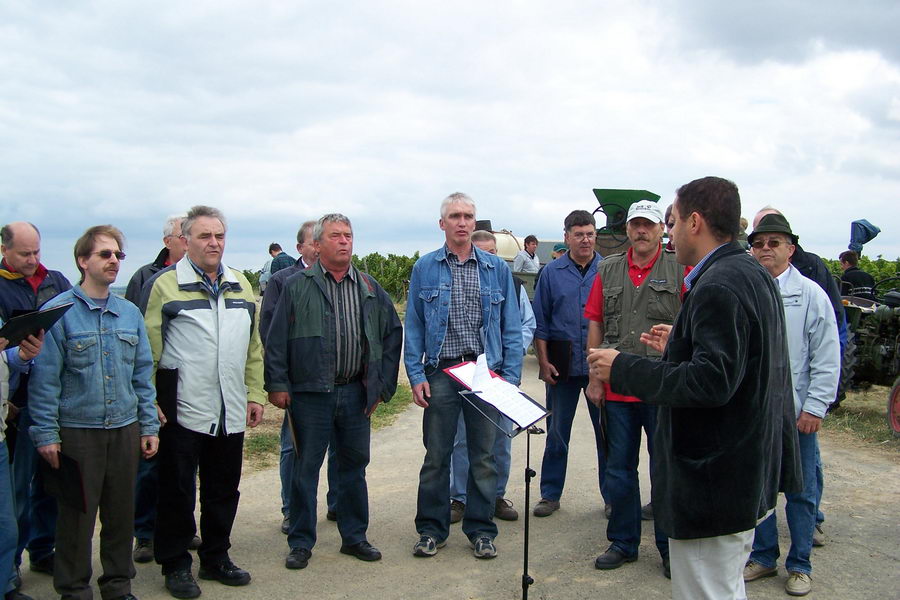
[522,425,544,600]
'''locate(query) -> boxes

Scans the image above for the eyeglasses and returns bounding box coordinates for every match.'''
[568,232,597,242]
[94,250,126,260]
[750,239,787,249]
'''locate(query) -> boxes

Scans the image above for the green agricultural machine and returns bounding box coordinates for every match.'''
[591,188,663,257]
[839,277,900,437]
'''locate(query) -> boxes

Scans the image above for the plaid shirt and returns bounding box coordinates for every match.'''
[439,248,483,359]
[320,263,364,380]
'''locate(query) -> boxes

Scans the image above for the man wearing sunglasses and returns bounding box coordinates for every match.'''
[29,225,159,600]
[744,214,839,597]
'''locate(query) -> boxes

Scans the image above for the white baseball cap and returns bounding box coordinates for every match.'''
[626,200,664,224]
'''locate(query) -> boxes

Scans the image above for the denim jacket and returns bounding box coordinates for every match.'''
[29,286,159,447]
[404,245,522,386]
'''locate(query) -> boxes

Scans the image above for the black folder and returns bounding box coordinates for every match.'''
[41,451,86,513]
[546,339,572,382]
[0,302,73,347]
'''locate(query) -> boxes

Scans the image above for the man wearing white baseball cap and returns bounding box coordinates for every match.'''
[584,199,686,578]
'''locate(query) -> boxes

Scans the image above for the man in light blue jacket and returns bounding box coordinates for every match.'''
[29,225,159,600]
[744,214,839,598]
[405,192,522,560]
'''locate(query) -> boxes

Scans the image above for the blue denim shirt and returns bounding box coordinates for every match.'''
[28,285,159,447]
[532,251,601,377]
[404,245,523,386]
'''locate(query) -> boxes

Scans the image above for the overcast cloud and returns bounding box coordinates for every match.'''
[1,0,897,283]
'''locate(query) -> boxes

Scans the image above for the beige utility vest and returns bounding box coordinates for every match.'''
[598,248,684,358]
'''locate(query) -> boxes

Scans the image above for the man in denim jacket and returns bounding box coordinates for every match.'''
[29,225,159,600]
[405,192,522,560]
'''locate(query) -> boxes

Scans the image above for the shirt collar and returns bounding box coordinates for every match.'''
[684,243,729,290]
[445,244,478,264]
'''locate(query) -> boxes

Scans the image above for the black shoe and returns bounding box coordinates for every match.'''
[29,554,54,575]
[641,502,654,521]
[339,541,382,562]
[188,535,202,550]
[198,561,251,586]
[285,547,311,570]
[109,595,139,600]
[594,547,637,570]
[5,591,34,600]
[326,509,337,522]
[133,538,154,563]
[164,570,201,599]
[280,516,290,535]
[662,556,671,579]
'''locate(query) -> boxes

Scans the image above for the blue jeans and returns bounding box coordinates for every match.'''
[815,445,824,525]
[287,382,370,550]
[415,366,498,543]
[280,413,338,517]
[539,376,607,503]
[450,413,513,503]
[133,454,158,540]
[2,440,17,594]
[12,406,56,565]
[750,430,819,575]
[605,401,667,558]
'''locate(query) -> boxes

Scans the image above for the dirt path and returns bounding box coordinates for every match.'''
[21,356,900,599]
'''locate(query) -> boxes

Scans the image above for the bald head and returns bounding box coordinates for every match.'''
[1,222,42,277]
[753,206,782,229]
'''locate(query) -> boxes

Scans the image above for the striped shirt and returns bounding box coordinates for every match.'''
[439,247,484,360]
[684,243,729,291]
[320,263,364,381]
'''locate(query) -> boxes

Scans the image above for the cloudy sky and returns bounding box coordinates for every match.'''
[2,0,898,284]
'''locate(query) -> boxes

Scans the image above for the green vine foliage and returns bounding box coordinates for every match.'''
[352,252,420,302]
[822,255,900,284]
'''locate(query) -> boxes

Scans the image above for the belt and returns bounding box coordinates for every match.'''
[334,373,362,386]
[438,353,478,365]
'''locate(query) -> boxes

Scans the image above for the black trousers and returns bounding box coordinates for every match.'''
[153,422,244,574]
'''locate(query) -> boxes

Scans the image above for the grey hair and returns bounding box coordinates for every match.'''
[297,220,317,245]
[163,214,186,237]
[0,222,40,247]
[182,205,227,238]
[440,192,476,219]
[470,230,496,244]
[313,214,352,241]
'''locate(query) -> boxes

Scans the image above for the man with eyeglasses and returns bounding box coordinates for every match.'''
[141,206,265,599]
[744,214,838,597]
[584,200,683,578]
[532,210,606,519]
[123,214,196,565]
[30,225,159,600]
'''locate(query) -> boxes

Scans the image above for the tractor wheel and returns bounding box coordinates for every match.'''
[830,337,857,412]
[889,376,900,438]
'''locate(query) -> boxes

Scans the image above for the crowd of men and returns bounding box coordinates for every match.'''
[0,177,853,600]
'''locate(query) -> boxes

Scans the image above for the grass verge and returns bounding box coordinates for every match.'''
[244,383,414,468]
[823,385,899,451]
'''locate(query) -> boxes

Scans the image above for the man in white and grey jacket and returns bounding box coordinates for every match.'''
[141,206,265,599]
[744,213,840,598]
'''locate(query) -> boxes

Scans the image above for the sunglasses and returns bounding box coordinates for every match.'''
[750,239,788,249]
[94,250,126,260]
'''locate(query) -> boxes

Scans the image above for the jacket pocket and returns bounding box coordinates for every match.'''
[646,281,679,324]
[603,285,624,316]
[419,288,440,322]
[117,332,139,364]
[65,336,99,370]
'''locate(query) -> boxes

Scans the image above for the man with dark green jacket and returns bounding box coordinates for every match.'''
[265,214,402,571]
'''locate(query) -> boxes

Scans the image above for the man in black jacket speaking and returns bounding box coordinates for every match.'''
[588,176,800,600]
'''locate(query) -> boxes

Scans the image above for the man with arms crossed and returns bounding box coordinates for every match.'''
[405,192,522,559]
[588,176,800,600]
[142,206,265,599]
[744,214,839,597]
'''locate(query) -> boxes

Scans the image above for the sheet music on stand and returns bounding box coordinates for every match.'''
[444,355,547,436]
